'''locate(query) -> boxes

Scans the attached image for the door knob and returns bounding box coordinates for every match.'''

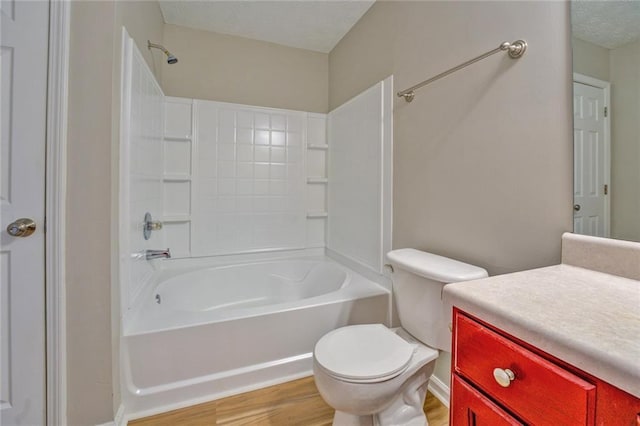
[6,218,36,237]
[573,204,581,212]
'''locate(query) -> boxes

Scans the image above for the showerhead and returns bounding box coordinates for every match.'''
[148,40,178,65]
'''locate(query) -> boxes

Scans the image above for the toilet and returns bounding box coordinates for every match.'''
[313,248,488,426]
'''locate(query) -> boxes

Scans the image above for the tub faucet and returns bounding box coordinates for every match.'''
[145,248,171,260]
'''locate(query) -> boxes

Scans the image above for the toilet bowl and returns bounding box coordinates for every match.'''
[314,325,438,426]
[313,249,488,426]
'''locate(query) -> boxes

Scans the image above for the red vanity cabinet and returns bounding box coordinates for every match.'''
[451,308,640,426]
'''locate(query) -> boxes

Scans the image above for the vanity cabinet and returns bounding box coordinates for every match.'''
[451,308,640,426]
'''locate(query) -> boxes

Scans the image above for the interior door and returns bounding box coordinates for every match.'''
[1,1,48,424]
[573,81,608,237]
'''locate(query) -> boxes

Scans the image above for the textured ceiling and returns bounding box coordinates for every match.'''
[158,0,376,53]
[572,0,640,49]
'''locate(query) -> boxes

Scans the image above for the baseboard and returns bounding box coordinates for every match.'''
[428,375,450,408]
[95,404,125,426]
[115,404,126,426]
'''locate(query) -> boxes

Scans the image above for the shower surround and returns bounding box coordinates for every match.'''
[118,31,393,420]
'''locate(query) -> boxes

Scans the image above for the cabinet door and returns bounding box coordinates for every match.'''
[451,375,523,426]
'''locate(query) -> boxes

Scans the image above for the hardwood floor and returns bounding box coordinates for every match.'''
[129,376,449,426]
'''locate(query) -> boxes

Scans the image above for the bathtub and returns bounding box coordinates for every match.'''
[122,255,390,418]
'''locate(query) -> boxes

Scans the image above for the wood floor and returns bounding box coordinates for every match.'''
[129,376,449,426]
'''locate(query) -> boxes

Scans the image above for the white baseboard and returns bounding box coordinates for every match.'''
[95,404,125,426]
[428,375,450,408]
[115,404,126,426]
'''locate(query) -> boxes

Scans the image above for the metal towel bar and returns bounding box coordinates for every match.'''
[397,40,527,103]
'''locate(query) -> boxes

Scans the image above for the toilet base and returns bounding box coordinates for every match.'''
[331,368,431,426]
[333,410,374,426]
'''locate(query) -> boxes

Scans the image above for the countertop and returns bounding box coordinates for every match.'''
[443,263,640,398]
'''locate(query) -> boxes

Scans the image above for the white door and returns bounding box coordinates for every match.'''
[573,81,609,238]
[1,1,48,424]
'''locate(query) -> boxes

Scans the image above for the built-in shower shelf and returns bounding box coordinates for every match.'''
[307,212,328,218]
[308,144,329,150]
[164,135,192,142]
[163,175,191,182]
[163,215,191,223]
[307,177,328,184]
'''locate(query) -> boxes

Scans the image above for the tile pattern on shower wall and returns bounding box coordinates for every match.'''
[127,42,165,307]
[191,100,308,255]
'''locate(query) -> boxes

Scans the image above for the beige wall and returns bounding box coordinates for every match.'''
[115,1,165,85]
[610,40,640,241]
[331,0,573,276]
[67,3,116,423]
[330,1,573,386]
[67,1,164,424]
[162,24,329,113]
[572,37,610,81]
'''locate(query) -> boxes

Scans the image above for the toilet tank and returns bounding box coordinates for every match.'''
[386,249,488,351]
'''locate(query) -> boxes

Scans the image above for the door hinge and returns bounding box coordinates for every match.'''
[604,106,608,118]
[604,184,608,195]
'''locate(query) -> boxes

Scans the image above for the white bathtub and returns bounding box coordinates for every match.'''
[122,255,390,418]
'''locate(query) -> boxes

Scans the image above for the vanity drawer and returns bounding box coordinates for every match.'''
[454,313,596,426]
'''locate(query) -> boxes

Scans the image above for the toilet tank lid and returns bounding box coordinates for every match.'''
[386,248,488,283]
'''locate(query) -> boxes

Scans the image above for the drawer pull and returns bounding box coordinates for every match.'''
[493,368,516,387]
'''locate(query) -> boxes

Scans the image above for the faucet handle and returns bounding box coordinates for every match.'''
[146,221,163,231]
[143,212,162,240]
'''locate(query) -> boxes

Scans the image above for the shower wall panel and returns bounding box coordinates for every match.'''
[327,77,393,275]
[120,32,165,311]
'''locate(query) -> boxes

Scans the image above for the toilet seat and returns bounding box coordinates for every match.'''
[314,324,415,383]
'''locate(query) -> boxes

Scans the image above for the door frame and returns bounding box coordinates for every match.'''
[45,1,69,425]
[572,72,611,238]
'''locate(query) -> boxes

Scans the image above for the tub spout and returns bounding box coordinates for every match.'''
[145,248,171,260]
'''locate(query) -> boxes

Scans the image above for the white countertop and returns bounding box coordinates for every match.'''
[443,264,640,398]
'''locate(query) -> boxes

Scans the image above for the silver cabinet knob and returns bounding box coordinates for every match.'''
[493,368,515,387]
[573,204,581,212]
[6,218,36,237]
